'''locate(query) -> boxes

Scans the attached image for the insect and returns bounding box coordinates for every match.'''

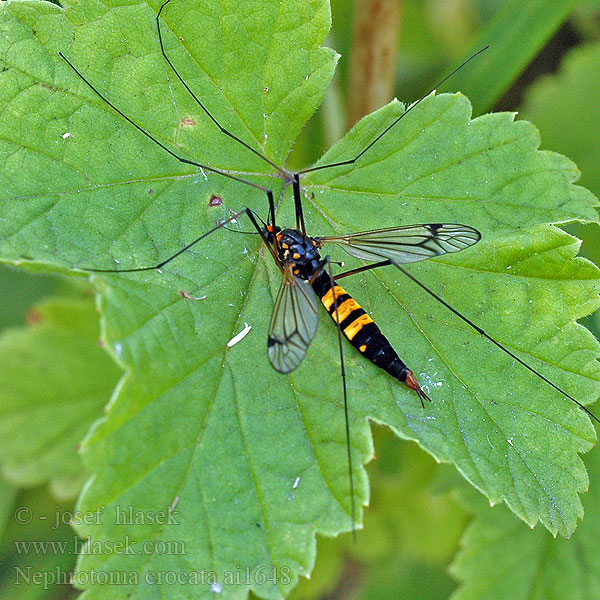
[263,214,480,401]
[57,0,599,540]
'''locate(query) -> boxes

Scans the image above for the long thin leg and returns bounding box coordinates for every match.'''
[299,46,488,176]
[334,257,600,424]
[156,0,290,179]
[84,204,283,274]
[292,174,306,234]
[391,262,600,424]
[318,257,356,542]
[335,260,392,280]
[58,52,275,200]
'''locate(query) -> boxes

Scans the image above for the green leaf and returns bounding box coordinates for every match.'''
[0,486,80,599]
[0,295,119,499]
[449,447,600,600]
[0,0,599,598]
[290,430,468,600]
[0,265,60,329]
[0,479,19,542]
[447,0,582,115]
[519,42,600,338]
[520,42,600,200]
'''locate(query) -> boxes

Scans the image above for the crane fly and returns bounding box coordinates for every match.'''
[56,0,598,541]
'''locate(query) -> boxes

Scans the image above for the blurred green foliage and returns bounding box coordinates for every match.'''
[0,270,118,598]
[520,41,600,340]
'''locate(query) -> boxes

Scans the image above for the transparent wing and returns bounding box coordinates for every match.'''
[320,223,480,264]
[267,265,320,373]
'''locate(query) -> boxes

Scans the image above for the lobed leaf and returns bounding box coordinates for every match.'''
[520,42,600,199]
[0,0,599,598]
[0,295,119,499]
[446,0,582,115]
[450,447,600,600]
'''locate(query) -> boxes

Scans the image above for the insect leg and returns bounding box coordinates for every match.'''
[292,174,306,234]
[343,259,600,423]
[299,46,488,176]
[390,262,600,424]
[58,52,273,196]
[156,0,290,179]
[314,257,356,541]
[83,205,282,274]
[334,260,393,280]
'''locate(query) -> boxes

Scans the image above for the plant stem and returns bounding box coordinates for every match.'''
[347,0,403,127]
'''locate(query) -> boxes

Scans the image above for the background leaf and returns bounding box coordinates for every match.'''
[0,484,80,600]
[519,40,600,342]
[0,276,106,599]
[520,42,600,201]
[290,430,468,600]
[0,294,119,499]
[0,0,599,598]
[443,0,583,115]
[449,446,600,600]
[0,266,59,329]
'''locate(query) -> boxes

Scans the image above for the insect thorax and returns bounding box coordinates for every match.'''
[276,229,322,279]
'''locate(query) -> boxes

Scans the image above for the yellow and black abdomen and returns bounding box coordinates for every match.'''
[311,271,411,383]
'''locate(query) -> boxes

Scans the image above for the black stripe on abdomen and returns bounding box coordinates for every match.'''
[311,272,409,382]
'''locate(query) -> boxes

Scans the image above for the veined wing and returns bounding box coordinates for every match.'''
[319,224,480,264]
[267,264,320,373]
